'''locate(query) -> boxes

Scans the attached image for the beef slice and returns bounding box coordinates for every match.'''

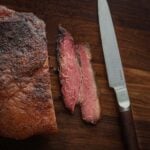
[57,26,81,112]
[57,26,101,124]
[77,44,101,124]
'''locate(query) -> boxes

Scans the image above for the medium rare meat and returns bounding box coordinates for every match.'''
[77,45,101,124]
[0,6,57,139]
[57,26,101,124]
[57,26,81,112]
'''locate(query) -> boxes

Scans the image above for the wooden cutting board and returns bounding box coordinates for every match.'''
[0,0,150,150]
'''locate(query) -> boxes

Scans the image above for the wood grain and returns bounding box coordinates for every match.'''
[0,0,150,150]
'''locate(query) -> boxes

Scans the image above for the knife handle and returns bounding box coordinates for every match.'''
[114,86,139,150]
[120,107,139,150]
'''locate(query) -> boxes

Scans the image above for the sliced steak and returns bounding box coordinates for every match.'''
[77,45,101,124]
[57,26,81,112]
[0,6,57,139]
[57,26,101,124]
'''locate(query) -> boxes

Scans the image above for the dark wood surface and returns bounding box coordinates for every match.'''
[0,0,150,150]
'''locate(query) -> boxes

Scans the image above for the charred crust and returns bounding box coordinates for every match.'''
[58,24,67,35]
[0,15,47,77]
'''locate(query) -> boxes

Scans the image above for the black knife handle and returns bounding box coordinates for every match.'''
[120,107,139,150]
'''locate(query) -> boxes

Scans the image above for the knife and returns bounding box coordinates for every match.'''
[98,0,139,149]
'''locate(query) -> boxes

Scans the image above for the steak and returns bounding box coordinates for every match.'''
[77,45,101,124]
[57,26,81,112]
[57,26,101,124]
[0,6,57,139]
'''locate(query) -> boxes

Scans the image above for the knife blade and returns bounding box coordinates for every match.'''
[98,0,139,149]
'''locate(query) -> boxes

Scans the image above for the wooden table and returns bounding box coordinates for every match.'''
[0,0,150,149]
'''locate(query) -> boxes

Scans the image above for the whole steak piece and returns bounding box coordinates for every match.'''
[0,6,57,140]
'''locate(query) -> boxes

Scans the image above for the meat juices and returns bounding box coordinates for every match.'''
[0,6,57,139]
[58,26,101,124]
